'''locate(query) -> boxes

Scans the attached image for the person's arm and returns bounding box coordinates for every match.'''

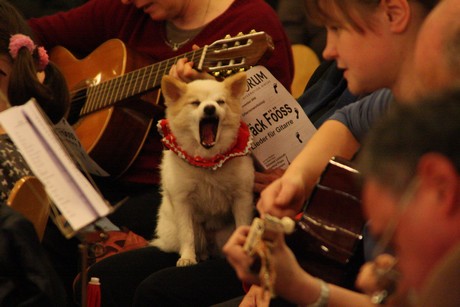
[28,0,125,53]
[256,119,359,218]
[223,226,373,307]
[254,168,285,194]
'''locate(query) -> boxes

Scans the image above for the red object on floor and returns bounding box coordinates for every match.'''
[87,277,101,307]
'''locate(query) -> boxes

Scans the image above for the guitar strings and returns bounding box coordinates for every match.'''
[68,35,253,117]
[68,48,201,112]
[59,31,267,118]
[69,48,207,114]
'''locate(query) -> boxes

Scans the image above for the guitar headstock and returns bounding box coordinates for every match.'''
[197,30,274,76]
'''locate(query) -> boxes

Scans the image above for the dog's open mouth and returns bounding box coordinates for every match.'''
[200,117,219,149]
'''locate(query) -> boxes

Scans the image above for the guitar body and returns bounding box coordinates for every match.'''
[50,39,154,177]
[287,157,366,289]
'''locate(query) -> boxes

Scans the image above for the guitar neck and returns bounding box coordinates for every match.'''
[67,31,273,117]
[80,49,204,116]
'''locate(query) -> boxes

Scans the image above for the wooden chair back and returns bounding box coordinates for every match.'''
[7,176,50,241]
[291,44,320,98]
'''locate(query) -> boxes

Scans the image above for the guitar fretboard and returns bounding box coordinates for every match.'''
[71,49,205,116]
[66,31,273,117]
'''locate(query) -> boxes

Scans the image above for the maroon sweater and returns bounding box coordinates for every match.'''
[29,0,294,185]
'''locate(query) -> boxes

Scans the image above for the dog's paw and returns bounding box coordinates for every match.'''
[176,257,197,267]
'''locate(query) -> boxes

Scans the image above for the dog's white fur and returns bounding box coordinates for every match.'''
[151,72,254,266]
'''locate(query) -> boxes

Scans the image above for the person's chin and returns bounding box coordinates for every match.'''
[143,5,163,20]
[345,75,374,95]
[346,82,366,96]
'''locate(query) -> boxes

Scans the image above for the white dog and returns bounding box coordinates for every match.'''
[151,72,255,266]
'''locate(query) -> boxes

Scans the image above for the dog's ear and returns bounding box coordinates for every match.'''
[224,72,247,99]
[161,76,187,104]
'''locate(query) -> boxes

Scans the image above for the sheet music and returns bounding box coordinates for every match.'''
[242,66,317,170]
[54,118,109,177]
[0,99,111,231]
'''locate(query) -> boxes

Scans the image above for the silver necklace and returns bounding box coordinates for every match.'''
[164,0,211,51]
[164,23,196,51]
[166,41,189,52]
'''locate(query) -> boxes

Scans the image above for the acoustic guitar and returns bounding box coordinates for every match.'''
[245,157,365,291]
[50,31,274,176]
[287,157,366,290]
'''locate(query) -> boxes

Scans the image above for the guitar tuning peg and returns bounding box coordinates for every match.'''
[237,32,244,36]
[225,34,231,39]
[250,29,256,33]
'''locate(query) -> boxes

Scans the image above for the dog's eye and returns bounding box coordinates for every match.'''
[191,100,200,106]
[216,99,225,105]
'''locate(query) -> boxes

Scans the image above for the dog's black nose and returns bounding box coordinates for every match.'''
[204,105,216,116]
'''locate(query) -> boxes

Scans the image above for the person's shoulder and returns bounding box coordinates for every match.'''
[211,0,285,39]
[0,202,34,232]
[419,243,460,307]
[228,0,278,16]
[233,0,274,8]
[339,89,393,115]
[221,0,285,36]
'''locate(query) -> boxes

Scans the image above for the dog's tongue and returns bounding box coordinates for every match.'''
[200,121,217,148]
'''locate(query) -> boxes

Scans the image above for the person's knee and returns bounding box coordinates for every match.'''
[133,276,166,306]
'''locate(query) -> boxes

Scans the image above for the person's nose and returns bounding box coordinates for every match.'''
[322,33,338,61]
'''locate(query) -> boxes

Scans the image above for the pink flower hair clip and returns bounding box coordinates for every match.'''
[9,33,49,71]
[9,34,35,58]
[36,46,49,71]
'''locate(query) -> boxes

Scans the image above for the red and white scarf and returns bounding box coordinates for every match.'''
[157,119,252,170]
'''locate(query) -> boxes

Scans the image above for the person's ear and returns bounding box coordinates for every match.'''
[382,0,411,33]
[417,153,459,215]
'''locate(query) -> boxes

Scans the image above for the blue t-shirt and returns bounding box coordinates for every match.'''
[329,88,393,142]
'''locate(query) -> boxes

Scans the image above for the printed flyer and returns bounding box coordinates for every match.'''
[241,66,316,170]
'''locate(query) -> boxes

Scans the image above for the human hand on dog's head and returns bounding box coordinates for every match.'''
[168,45,215,83]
